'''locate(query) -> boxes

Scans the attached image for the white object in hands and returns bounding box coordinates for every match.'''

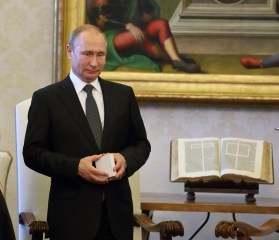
[95,154,116,178]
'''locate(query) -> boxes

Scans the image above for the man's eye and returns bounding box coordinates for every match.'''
[82,52,92,56]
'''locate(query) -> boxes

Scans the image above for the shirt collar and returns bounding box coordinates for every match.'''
[69,70,102,94]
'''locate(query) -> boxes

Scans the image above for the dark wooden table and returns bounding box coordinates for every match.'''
[141,192,279,214]
[141,192,279,239]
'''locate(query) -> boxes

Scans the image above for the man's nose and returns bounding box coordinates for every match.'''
[90,55,97,66]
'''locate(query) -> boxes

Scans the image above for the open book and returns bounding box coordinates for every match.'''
[170,137,273,184]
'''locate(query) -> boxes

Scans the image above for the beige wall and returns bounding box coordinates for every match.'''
[0,0,55,237]
[1,1,279,240]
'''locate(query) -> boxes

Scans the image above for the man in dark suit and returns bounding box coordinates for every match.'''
[0,190,16,240]
[23,24,151,240]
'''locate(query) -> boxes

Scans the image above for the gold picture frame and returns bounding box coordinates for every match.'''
[56,0,279,106]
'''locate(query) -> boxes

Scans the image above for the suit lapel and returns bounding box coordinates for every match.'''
[56,76,97,146]
[99,79,118,150]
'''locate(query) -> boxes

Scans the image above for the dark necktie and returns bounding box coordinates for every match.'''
[83,84,103,149]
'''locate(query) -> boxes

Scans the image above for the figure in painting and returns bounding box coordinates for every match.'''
[86,0,201,73]
[241,53,279,69]
[241,1,279,69]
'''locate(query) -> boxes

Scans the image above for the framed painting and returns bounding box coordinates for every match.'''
[55,0,279,106]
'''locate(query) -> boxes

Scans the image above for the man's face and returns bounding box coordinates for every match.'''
[67,30,107,83]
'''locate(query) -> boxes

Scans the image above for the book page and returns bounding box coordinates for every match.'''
[220,138,263,179]
[176,138,221,179]
[259,141,273,183]
[170,140,179,181]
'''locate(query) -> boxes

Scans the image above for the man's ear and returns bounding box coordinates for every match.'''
[66,44,72,59]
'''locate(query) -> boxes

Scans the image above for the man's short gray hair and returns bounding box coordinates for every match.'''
[69,24,106,47]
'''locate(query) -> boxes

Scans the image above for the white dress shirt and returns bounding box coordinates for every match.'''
[69,70,104,128]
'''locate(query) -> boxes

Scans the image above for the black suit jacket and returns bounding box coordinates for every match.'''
[0,191,15,240]
[23,76,151,240]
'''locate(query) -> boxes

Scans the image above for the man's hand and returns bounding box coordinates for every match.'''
[109,153,127,181]
[78,154,109,184]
